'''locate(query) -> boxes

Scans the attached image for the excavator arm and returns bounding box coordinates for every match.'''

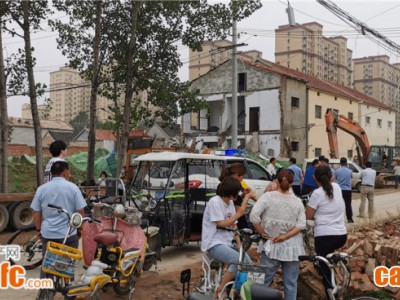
[325,108,370,165]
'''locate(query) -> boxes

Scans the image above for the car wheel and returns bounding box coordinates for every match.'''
[355,182,361,193]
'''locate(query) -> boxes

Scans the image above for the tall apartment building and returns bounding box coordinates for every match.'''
[189,40,263,81]
[48,67,110,122]
[275,22,353,87]
[353,55,400,145]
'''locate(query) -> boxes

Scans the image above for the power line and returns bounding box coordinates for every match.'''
[317,0,400,55]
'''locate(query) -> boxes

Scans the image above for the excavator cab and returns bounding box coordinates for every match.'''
[368,145,400,173]
[325,108,400,174]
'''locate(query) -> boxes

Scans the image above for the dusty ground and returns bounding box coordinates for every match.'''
[1,188,399,299]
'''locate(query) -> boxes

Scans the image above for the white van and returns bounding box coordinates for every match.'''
[132,151,273,199]
[302,158,363,192]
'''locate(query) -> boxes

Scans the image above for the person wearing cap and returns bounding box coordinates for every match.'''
[334,157,354,223]
[288,157,303,197]
[359,161,376,218]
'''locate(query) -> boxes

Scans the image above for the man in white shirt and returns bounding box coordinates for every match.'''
[267,157,277,178]
[394,160,400,189]
[359,161,377,218]
[44,140,67,183]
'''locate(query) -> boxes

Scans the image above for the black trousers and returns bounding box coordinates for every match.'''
[342,190,353,221]
[315,234,347,291]
[302,184,317,196]
[292,185,301,197]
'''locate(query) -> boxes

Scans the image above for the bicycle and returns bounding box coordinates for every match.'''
[189,226,282,300]
[7,224,43,270]
[298,253,378,300]
[7,192,110,270]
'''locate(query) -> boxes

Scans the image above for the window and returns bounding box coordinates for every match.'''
[315,148,322,157]
[347,150,353,159]
[291,97,299,108]
[246,161,272,181]
[377,119,382,128]
[365,116,370,126]
[348,112,353,120]
[291,141,299,152]
[238,73,247,92]
[315,105,322,119]
[190,111,199,130]
[249,107,259,133]
[388,121,393,129]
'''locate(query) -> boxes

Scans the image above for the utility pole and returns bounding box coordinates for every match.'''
[231,17,238,149]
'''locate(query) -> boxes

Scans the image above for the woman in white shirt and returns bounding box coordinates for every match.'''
[201,176,255,297]
[306,165,347,293]
[250,168,306,300]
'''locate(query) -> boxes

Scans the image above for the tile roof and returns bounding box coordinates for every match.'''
[245,58,393,111]
[95,129,116,141]
[48,131,75,143]
[8,118,73,130]
[128,129,148,138]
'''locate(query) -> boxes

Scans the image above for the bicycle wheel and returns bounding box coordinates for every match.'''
[35,288,55,300]
[8,226,43,270]
[113,272,137,296]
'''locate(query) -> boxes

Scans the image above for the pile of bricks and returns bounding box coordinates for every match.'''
[297,221,400,299]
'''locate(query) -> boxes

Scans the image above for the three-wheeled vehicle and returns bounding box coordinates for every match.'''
[126,151,272,247]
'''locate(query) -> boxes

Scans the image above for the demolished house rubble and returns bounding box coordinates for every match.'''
[296,221,400,299]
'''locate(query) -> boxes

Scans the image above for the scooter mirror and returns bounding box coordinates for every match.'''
[70,213,83,228]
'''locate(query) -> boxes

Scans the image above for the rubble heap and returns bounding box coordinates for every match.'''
[298,221,400,299]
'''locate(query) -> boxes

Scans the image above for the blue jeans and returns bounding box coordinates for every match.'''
[208,244,251,273]
[261,252,299,300]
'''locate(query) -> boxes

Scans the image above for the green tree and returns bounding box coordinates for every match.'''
[53,0,262,179]
[109,0,262,176]
[69,111,89,136]
[6,0,51,186]
[51,0,117,182]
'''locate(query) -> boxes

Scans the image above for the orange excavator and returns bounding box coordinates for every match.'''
[325,108,399,173]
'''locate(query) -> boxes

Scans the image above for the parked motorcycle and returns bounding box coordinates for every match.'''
[80,203,148,298]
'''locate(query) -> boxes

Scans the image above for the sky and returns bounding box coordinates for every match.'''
[6,0,400,117]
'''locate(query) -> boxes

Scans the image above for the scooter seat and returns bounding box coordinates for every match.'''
[94,232,118,245]
[245,282,282,300]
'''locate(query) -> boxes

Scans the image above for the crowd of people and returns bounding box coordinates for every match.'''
[36,140,378,299]
[202,155,379,299]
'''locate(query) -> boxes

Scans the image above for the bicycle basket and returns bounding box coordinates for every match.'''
[42,241,82,279]
[232,261,268,287]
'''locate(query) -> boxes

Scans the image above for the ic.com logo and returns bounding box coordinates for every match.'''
[0,245,53,290]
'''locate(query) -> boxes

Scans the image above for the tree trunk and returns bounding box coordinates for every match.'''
[23,1,43,185]
[0,11,8,193]
[86,1,102,182]
[117,0,142,178]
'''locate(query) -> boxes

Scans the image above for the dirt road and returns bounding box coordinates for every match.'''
[1,188,399,299]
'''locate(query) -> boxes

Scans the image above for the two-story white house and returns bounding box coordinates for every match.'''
[183,58,395,161]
